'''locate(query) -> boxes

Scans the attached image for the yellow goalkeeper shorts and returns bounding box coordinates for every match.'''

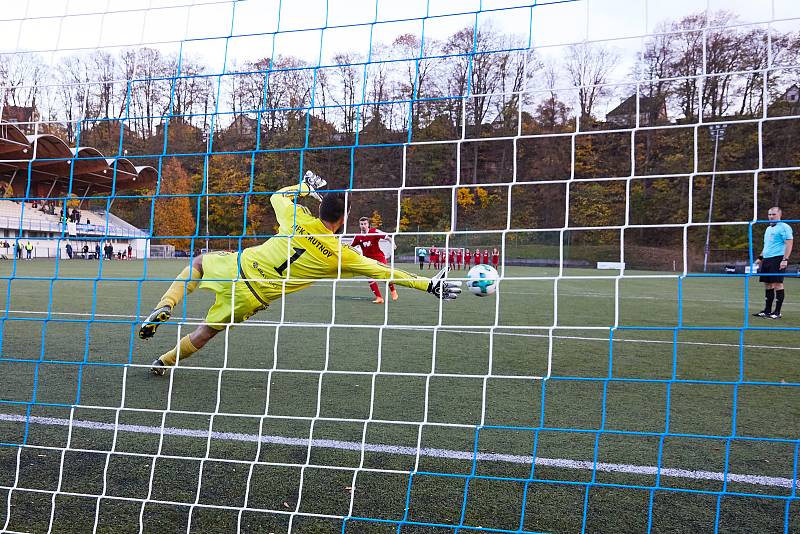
[198,252,267,330]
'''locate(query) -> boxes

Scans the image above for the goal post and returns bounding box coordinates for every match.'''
[148,244,175,258]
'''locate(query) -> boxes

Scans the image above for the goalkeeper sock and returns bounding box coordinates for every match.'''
[159,334,199,367]
[157,266,201,309]
[764,288,775,313]
[774,289,785,314]
[369,281,382,299]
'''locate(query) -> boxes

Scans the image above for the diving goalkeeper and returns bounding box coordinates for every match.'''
[139,172,462,375]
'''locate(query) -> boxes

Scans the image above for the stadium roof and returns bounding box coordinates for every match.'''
[0,121,157,198]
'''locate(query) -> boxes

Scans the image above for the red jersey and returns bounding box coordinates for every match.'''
[351,228,387,262]
[448,250,455,264]
[474,251,481,265]
[430,247,438,261]
[482,250,489,263]
[464,250,471,264]
[491,250,499,265]
[457,250,463,263]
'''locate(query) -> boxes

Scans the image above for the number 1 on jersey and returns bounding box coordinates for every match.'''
[275,247,305,276]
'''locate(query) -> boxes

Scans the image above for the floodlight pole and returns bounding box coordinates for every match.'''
[203,126,210,253]
[703,123,727,273]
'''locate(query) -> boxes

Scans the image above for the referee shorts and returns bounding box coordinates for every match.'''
[759,256,786,283]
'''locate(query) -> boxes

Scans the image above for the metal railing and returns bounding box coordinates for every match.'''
[0,213,147,238]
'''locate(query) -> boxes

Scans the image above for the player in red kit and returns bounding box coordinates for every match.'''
[464,248,471,268]
[428,247,436,269]
[482,249,489,264]
[351,217,397,303]
[491,247,499,269]
[474,248,481,266]
[456,248,463,270]
[448,248,455,269]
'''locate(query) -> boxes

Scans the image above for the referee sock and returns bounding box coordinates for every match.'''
[158,266,201,309]
[764,288,775,313]
[159,334,199,367]
[774,289,785,315]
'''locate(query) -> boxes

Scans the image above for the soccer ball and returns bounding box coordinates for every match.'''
[466,264,499,296]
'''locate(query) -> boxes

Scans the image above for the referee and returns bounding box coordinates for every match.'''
[753,207,793,319]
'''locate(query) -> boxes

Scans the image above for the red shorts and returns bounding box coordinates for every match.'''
[366,253,387,265]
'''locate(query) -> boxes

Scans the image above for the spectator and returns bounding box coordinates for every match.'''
[127,244,133,260]
[16,242,22,260]
[82,244,89,258]
[117,251,122,260]
[25,241,33,260]
[65,242,73,259]
[95,243,101,259]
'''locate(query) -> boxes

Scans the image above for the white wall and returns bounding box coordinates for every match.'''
[1,236,149,259]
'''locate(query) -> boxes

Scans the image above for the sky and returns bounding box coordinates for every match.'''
[1,0,799,119]
[2,0,798,65]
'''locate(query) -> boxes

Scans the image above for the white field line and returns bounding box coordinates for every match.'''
[5,309,800,352]
[0,413,797,491]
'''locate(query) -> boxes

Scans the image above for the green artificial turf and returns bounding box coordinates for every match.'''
[0,259,798,533]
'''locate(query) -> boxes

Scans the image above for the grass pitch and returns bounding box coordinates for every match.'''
[0,259,798,533]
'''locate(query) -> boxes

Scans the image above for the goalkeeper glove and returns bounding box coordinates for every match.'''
[303,170,327,202]
[427,267,462,300]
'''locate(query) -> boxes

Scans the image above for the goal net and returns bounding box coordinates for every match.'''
[149,245,175,258]
[1,0,799,533]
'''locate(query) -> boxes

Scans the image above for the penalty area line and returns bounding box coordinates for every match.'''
[5,309,800,352]
[0,413,797,491]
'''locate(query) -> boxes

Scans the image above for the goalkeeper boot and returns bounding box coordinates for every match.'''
[769,313,782,319]
[390,288,398,301]
[139,305,172,339]
[752,310,770,318]
[150,358,168,376]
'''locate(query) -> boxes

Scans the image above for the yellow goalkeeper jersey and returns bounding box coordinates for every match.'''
[238,184,429,304]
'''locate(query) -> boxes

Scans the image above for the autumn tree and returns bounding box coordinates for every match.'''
[369,210,383,229]
[330,52,362,139]
[200,154,271,240]
[564,41,618,123]
[153,158,197,249]
[392,33,442,134]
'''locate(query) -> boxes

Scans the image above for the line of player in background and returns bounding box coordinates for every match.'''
[422,247,499,270]
[350,220,502,302]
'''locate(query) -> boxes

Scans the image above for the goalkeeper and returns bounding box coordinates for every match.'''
[139,172,461,375]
